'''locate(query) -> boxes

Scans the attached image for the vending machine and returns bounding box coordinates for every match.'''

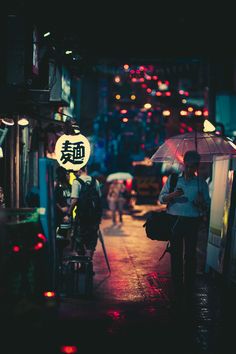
[205,154,236,286]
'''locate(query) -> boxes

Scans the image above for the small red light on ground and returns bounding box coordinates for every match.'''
[12,245,20,252]
[43,291,56,298]
[34,242,44,250]
[60,345,78,353]
[107,310,121,319]
[37,233,47,242]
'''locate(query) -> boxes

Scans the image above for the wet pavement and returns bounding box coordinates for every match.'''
[2,205,236,353]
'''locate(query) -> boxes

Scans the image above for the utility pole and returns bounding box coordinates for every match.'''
[207,57,216,124]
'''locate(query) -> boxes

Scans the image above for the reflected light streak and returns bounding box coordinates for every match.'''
[165,140,184,163]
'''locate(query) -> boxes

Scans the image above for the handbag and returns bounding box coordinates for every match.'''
[143,211,172,241]
[143,173,178,241]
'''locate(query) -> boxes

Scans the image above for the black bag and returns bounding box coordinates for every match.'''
[60,255,93,297]
[75,177,102,225]
[143,211,172,241]
[143,173,178,241]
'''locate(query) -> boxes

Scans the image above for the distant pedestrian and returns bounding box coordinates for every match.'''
[107,180,128,226]
[158,150,211,301]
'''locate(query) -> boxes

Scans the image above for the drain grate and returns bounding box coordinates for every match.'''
[144,272,171,302]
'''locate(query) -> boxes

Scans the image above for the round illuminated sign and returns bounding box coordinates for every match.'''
[55,134,91,171]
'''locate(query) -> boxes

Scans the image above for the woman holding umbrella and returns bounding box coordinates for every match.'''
[107,179,128,226]
[158,150,211,302]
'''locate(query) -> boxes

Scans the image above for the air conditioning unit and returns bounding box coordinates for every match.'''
[49,60,71,106]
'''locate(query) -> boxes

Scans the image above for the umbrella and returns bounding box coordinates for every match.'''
[98,229,111,273]
[151,131,236,164]
[106,172,133,182]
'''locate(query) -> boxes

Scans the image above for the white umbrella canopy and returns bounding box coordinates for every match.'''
[106,172,133,182]
[151,131,236,164]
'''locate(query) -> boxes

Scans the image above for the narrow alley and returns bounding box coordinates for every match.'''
[52,207,235,354]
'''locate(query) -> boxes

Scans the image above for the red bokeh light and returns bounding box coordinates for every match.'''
[60,346,78,354]
[162,176,168,186]
[126,179,133,191]
[37,233,47,242]
[34,242,44,250]
[12,245,20,252]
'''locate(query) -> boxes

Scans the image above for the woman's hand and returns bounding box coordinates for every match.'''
[193,192,206,210]
[173,188,184,197]
[61,206,68,213]
[162,188,184,203]
[63,215,70,223]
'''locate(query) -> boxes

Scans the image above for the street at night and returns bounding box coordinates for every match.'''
[1,2,236,354]
[0,206,235,353]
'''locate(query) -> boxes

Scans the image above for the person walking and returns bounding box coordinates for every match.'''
[107,180,128,226]
[64,165,102,259]
[158,150,210,301]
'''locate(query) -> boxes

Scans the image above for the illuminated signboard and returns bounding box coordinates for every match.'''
[55,134,91,171]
